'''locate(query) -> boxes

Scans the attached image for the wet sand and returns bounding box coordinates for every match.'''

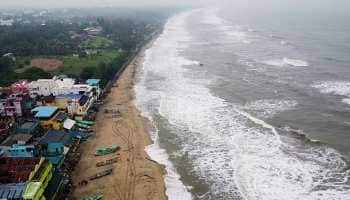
[72,43,167,200]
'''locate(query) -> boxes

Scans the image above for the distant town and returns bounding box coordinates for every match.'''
[0,7,176,200]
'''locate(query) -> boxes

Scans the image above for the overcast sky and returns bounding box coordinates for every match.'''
[1,0,349,11]
[0,0,216,8]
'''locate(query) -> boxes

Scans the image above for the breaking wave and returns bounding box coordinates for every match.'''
[262,58,309,67]
[243,99,298,118]
[312,81,350,105]
[136,10,350,200]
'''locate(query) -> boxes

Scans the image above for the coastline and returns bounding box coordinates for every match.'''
[72,34,167,200]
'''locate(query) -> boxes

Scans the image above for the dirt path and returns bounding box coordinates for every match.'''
[72,52,167,200]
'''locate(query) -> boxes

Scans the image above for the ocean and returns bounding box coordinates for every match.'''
[135,5,350,200]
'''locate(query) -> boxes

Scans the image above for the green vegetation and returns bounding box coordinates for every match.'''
[80,36,113,49]
[0,56,50,86]
[55,50,122,75]
[0,7,169,87]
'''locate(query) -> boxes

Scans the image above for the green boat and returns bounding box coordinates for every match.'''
[77,120,95,126]
[76,123,91,129]
[95,145,120,156]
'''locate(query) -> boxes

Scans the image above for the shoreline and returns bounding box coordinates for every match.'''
[72,33,167,200]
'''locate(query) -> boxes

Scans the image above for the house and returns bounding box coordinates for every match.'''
[67,94,94,117]
[10,80,29,94]
[0,158,54,200]
[0,95,24,117]
[15,120,41,136]
[44,170,65,200]
[29,76,97,101]
[0,133,36,157]
[83,26,102,35]
[0,19,14,26]
[0,183,27,200]
[24,158,53,200]
[28,76,75,97]
[2,53,16,61]
[0,93,33,117]
[7,145,36,158]
[31,106,66,130]
[0,157,41,184]
[39,130,72,166]
[1,134,33,146]
[86,79,101,98]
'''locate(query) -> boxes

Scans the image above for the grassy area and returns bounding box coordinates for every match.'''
[15,56,32,68]
[80,36,113,49]
[53,49,122,76]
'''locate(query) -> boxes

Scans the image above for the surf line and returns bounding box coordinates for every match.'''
[233,107,281,142]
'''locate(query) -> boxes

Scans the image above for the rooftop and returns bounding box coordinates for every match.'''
[56,94,82,101]
[40,130,72,146]
[0,183,26,199]
[17,121,40,133]
[53,112,67,122]
[23,182,41,199]
[19,121,39,130]
[86,79,101,86]
[1,134,33,146]
[31,106,58,118]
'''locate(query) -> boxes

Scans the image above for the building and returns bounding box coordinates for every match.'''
[86,79,101,98]
[31,106,66,130]
[0,183,26,200]
[10,80,29,94]
[0,157,41,184]
[2,53,16,61]
[15,120,41,137]
[28,76,75,97]
[0,133,36,157]
[29,76,96,98]
[83,26,102,35]
[0,93,33,117]
[66,94,94,117]
[0,19,14,26]
[0,157,54,200]
[39,131,72,166]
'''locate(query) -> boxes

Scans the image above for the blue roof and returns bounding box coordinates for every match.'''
[0,183,26,199]
[56,94,82,100]
[86,79,100,86]
[40,130,72,146]
[32,106,58,118]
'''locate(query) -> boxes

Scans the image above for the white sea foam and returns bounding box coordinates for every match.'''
[136,10,350,200]
[135,12,194,200]
[312,81,350,105]
[262,58,309,67]
[243,99,298,118]
[201,9,251,44]
[342,98,350,105]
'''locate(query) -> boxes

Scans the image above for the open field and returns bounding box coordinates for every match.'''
[81,36,113,49]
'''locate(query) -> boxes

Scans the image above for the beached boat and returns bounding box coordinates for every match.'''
[95,145,120,156]
[76,120,94,126]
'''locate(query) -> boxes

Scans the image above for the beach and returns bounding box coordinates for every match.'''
[72,41,167,200]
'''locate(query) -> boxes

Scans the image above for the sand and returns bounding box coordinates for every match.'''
[72,46,167,200]
[16,58,63,73]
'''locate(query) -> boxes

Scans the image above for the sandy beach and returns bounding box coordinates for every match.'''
[72,41,167,200]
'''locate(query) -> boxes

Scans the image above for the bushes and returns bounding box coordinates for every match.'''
[78,53,128,86]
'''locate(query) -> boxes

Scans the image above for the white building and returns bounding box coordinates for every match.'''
[0,19,14,26]
[29,76,75,97]
[29,76,95,98]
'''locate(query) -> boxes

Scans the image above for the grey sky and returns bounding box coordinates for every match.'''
[0,0,214,8]
[1,0,349,11]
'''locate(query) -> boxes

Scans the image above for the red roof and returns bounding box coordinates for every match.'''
[10,80,29,94]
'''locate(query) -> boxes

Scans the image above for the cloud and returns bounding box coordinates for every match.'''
[0,0,211,8]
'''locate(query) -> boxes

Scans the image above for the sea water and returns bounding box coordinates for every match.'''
[135,4,350,200]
